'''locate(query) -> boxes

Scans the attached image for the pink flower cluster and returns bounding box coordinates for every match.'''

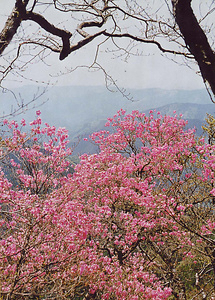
[0,110,214,299]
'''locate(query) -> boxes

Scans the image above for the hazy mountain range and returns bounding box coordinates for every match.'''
[1,85,214,155]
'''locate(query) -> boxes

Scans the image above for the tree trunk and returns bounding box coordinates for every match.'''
[0,0,28,55]
[172,0,215,99]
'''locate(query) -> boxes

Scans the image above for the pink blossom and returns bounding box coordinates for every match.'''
[0,110,214,299]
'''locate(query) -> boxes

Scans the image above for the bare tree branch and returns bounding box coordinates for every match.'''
[23,11,72,60]
[103,31,194,58]
[0,0,215,102]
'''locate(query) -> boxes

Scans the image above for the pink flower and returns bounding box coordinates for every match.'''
[21,119,26,126]
[1,109,214,300]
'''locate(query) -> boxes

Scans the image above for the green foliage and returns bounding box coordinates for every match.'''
[202,114,215,145]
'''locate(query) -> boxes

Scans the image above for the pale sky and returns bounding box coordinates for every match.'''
[0,1,209,91]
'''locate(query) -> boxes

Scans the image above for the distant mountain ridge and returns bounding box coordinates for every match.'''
[1,86,214,155]
[0,85,213,127]
[145,102,214,119]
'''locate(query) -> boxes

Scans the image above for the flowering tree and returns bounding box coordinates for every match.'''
[0,110,214,299]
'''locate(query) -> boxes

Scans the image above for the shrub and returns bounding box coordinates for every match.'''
[0,110,214,299]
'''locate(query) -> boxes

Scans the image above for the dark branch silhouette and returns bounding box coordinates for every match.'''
[0,0,215,101]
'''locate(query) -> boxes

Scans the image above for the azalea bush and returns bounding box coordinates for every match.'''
[0,110,214,299]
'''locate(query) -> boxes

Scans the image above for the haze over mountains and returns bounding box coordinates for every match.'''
[1,85,214,154]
